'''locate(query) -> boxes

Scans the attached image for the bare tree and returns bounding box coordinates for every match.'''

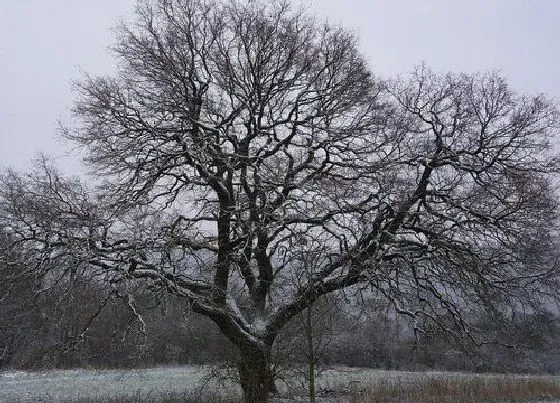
[273,248,337,401]
[1,0,560,401]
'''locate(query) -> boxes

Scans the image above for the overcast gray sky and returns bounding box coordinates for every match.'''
[1,0,559,174]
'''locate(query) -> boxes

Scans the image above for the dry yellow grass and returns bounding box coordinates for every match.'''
[351,375,560,403]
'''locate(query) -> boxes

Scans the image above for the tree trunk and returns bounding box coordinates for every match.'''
[306,305,316,403]
[237,344,276,403]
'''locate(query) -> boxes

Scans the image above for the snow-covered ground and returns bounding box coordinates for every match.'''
[0,366,215,402]
[1,366,559,402]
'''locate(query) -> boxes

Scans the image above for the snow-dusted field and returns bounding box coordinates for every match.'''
[1,366,559,402]
[0,366,216,402]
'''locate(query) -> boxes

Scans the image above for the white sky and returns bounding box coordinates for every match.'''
[1,0,559,174]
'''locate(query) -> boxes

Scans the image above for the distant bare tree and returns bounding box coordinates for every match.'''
[272,248,337,401]
[1,0,560,401]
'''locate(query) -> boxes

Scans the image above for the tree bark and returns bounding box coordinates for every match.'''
[237,344,277,403]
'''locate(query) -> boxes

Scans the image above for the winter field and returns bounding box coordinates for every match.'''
[1,366,560,403]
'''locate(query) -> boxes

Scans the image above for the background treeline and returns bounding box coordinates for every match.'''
[1,271,558,373]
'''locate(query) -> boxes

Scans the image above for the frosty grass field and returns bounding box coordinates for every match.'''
[1,366,560,402]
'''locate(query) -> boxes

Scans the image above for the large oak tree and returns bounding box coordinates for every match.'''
[1,1,559,401]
